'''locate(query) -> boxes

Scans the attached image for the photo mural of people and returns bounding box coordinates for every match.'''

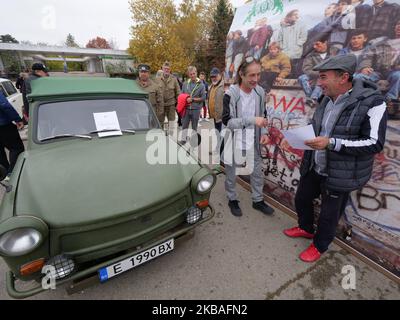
[226,0,400,276]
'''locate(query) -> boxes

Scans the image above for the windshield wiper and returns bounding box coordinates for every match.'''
[122,129,136,134]
[41,134,92,142]
[89,129,136,134]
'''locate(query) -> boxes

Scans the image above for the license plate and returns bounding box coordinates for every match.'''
[98,239,174,282]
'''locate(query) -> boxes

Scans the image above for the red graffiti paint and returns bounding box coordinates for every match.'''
[271,94,306,115]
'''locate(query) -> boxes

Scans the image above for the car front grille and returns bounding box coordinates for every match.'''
[51,194,190,262]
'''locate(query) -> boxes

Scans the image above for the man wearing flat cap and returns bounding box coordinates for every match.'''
[22,62,49,122]
[282,54,388,262]
[135,64,164,124]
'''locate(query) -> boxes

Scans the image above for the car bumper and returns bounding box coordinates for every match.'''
[6,204,215,299]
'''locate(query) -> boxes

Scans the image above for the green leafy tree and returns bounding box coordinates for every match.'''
[0,34,19,43]
[207,0,234,72]
[175,0,207,67]
[65,33,80,48]
[0,53,21,74]
[128,0,233,75]
[128,0,191,74]
[0,34,21,74]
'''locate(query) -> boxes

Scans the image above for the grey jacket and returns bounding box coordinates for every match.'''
[302,51,330,79]
[182,78,206,110]
[222,84,267,156]
[22,73,41,105]
[277,21,307,59]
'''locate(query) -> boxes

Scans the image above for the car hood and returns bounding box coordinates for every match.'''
[15,134,201,228]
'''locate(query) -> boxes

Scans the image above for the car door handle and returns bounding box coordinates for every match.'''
[11,99,16,103]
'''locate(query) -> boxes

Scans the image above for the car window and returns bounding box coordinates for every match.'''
[0,84,8,97]
[36,98,159,142]
[2,81,17,96]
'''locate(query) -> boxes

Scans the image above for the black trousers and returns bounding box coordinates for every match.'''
[0,123,25,174]
[295,169,349,253]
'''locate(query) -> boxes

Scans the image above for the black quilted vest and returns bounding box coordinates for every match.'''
[300,79,387,192]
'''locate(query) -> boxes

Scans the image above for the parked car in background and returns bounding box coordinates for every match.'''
[0,77,216,299]
[0,78,23,118]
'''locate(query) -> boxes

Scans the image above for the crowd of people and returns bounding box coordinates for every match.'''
[135,61,225,141]
[222,54,387,262]
[0,62,49,181]
[136,50,388,262]
[226,0,400,111]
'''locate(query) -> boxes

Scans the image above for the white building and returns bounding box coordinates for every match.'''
[0,43,134,74]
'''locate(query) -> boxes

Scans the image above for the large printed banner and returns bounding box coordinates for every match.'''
[227,0,400,276]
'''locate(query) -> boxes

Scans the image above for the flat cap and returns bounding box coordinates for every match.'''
[138,64,150,72]
[210,67,221,77]
[32,63,48,72]
[313,54,357,74]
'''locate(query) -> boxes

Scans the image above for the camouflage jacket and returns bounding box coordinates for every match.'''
[158,75,181,107]
[136,79,164,110]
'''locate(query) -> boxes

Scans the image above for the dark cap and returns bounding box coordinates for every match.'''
[210,67,221,77]
[313,54,357,74]
[32,63,48,72]
[138,64,150,72]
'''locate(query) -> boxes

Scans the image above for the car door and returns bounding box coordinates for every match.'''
[1,80,23,118]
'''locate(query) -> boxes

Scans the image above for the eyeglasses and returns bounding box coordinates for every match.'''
[245,56,255,64]
[238,56,259,73]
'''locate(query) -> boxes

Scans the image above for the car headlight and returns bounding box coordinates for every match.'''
[0,228,42,256]
[197,175,215,193]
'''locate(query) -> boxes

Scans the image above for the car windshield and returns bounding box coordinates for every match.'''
[36,98,159,142]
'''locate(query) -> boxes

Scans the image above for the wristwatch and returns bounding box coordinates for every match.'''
[326,138,336,150]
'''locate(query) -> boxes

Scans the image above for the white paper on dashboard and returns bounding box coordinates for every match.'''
[93,111,122,137]
[280,125,316,150]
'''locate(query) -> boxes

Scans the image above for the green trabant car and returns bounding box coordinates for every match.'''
[0,77,216,299]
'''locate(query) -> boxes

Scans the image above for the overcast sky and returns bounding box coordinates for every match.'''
[1,0,246,50]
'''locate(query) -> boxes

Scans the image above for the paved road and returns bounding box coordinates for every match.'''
[0,121,399,300]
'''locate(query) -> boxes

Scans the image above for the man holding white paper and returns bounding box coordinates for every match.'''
[280,124,315,150]
[282,54,388,263]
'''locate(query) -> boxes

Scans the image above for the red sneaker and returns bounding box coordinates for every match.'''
[283,226,314,239]
[299,243,321,262]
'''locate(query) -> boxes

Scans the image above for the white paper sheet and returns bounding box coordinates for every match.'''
[93,111,122,137]
[280,125,316,150]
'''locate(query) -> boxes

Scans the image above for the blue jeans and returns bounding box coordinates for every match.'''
[298,74,322,100]
[353,72,380,83]
[387,70,400,101]
[354,71,400,100]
